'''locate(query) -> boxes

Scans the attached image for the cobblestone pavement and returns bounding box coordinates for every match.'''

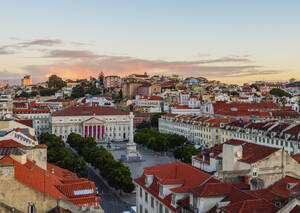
[106,143,177,204]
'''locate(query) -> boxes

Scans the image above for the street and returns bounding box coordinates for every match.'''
[88,167,131,213]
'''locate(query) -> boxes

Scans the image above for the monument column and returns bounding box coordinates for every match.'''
[121,112,142,162]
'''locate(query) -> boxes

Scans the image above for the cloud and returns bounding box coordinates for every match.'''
[0,39,62,55]
[0,70,25,85]
[46,50,101,58]
[0,47,14,55]
[21,52,280,83]
[19,39,62,47]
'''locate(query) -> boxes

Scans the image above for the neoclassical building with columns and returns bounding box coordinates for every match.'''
[50,105,130,142]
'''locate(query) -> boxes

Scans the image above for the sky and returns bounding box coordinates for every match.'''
[0,0,299,85]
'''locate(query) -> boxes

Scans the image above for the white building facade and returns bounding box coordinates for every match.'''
[51,105,130,142]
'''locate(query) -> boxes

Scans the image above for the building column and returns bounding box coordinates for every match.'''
[93,125,96,139]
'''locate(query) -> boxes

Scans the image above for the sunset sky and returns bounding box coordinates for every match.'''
[0,0,299,85]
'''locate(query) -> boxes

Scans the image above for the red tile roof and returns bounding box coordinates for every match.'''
[15,119,33,128]
[221,199,279,213]
[14,108,50,114]
[134,162,212,211]
[0,139,25,148]
[290,205,300,213]
[269,176,300,198]
[190,182,231,197]
[246,189,286,202]
[292,154,300,163]
[52,106,127,116]
[0,156,101,209]
[195,139,280,165]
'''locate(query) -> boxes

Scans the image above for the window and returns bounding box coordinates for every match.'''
[140,187,143,198]
[159,185,163,197]
[139,204,143,213]
[165,207,169,213]
[275,202,281,208]
[159,203,163,213]
[145,191,148,202]
[145,209,148,213]
[151,196,154,208]
[171,194,176,205]
[28,204,35,213]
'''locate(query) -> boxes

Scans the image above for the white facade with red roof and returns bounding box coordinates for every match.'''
[221,120,300,154]
[135,161,287,213]
[133,95,164,113]
[51,105,130,142]
[13,101,51,137]
[134,162,214,213]
[159,114,235,147]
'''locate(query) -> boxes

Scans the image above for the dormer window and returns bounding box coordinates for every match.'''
[171,194,176,206]
[159,185,164,197]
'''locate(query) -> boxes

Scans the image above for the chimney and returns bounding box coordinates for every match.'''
[51,168,54,174]
[92,102,98,107]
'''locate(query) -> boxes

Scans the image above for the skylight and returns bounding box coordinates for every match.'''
[74,189,94,195]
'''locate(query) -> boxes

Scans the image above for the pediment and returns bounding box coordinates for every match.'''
[82,117,104,124]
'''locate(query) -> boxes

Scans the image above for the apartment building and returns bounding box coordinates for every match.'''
[220,120,300,154]
[159,114,235,147]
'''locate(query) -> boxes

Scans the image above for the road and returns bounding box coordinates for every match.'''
[88,167,131,213]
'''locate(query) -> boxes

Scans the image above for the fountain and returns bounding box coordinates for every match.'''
[101,137,122,151]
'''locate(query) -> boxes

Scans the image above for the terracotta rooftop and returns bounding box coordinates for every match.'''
[52,106,128,117]
[0,139,25,148]
[221,199,279,213]
[195,139,280,164]
[0,156,101,209]
[135,162,212,211]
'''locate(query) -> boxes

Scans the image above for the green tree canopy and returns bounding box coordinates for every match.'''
[173,146,200,164]
[39,133,87,177]
[151,112,166,127]
[270,88,292,98]
[67,133,135,193]
[48,75,65,89]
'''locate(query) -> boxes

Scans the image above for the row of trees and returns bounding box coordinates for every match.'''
[134,129,200,163]
[16,88,59,98]
[39,133,87,177]
[67,133,135,193]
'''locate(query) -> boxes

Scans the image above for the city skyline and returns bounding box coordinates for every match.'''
[1,0,300,84]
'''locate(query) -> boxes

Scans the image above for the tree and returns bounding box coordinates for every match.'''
[151,112,166,127]
[250,84,259,91]
[71,85,85,98]
[137,120,151,129]
[270,88,292,98]
[66,133,135,193]
[173,146,200,164]
[39,133,88,177]
[48,75,65,89]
